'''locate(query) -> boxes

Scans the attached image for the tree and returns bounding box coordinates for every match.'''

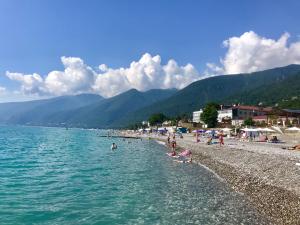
[148,113,167,126]
[244,117,255,126]
[200,103,218,128]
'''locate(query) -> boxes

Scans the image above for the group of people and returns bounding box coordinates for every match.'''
[167,132,192,163]
[196,131,224,147]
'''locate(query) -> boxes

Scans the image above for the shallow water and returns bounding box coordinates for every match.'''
[0,125,267,224]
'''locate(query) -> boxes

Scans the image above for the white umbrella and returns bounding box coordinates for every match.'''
[242,128,259,132]
[260,128,275,132]
[285,127,300,131]
[222,128,232,132]
[272,126,284,134]
[285,127,300,143]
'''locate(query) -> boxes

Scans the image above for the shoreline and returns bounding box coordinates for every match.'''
[132,133,300,225]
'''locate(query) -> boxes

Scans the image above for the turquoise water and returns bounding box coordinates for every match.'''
[0,125,267,225]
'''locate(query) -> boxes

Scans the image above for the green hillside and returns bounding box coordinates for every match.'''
[223,72,300,108]
[120,64,300,126]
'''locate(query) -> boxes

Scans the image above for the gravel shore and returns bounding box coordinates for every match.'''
[127,132,300,225]
[174,135,300,225]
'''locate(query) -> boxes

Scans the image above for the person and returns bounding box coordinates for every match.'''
[167,135,170,145]
[219,132,224,147]
[270,136,279,143]
[175,149,192,163]
[288,144,300,150]
[196,132,200,143]
[111,143,117,150]
[206,137,212,145]
[171,139,176,151]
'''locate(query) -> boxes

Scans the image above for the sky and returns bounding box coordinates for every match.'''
[1,0,300,102]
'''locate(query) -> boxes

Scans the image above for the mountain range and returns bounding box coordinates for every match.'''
[1,64,300,128]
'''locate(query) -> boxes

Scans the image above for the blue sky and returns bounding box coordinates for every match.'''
[1,0,300,101]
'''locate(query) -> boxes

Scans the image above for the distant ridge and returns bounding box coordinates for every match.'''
[0,89,177,128]
[119,64,300,126]
[0,64,300,128]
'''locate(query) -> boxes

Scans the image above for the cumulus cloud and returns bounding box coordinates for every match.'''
[6,72,45,95]
[93,53,201,97]
[44,56,96,96]
[207,31,300,74]
[7,31,300,98]
[6,53,202,98]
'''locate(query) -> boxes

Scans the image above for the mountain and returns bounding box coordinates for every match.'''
[0,94,103,125]
[0,89,177,128]
[1,64,300,128]
[45,88,177,128]
[120,64,300,126]
[222,72,300,108]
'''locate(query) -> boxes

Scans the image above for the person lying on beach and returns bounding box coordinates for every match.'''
[167,151,177,157]
[174,150,192,163]
[286,144,300,150]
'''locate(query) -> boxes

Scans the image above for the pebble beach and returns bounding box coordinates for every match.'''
[124,131,300,225]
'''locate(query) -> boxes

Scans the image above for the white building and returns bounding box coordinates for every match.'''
[193,109,203,123]
[217,109,233,122]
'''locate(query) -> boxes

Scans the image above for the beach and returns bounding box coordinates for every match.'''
[125,131,300,225]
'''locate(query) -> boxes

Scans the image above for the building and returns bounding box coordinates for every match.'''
[192,109,203,123]
[266,109,300,127]
[217,109,232,122]
[231,105,272,126]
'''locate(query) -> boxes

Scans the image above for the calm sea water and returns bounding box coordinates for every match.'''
[0,125,267,225]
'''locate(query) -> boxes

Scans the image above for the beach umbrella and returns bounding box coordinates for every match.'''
[285,127,300,131]
[260,128,275,132]
[222,128,231,132]
[242,128,259,132]
[272,126,283,134]
[285,127,300,143]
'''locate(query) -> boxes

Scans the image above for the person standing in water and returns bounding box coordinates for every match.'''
[171,137,176,154]
[111,143,117,150]
[167,134,170,145]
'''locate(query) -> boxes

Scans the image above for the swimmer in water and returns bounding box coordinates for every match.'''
[111,143,117,150]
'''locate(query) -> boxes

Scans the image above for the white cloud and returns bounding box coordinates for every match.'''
[208,31,300,74]
[6,31,300,99]
[6,72,45,95]
[93,53,201,97]
[6,53,203,98]
[44,56,96,96]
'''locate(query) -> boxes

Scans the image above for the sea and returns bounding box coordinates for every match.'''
[0,125,267,225]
